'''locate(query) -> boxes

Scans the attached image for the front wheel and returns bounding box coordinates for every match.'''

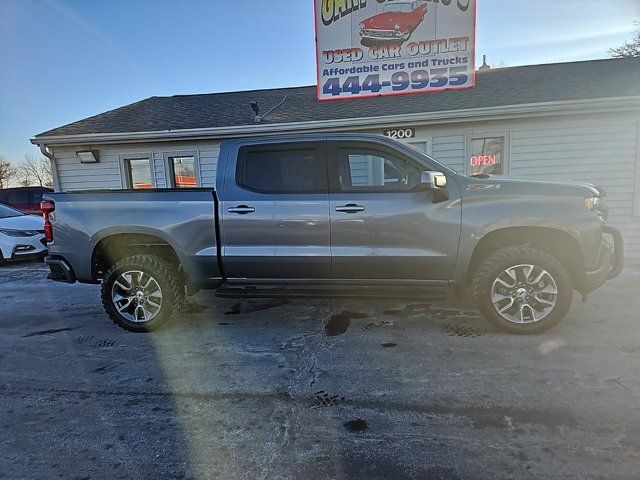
[471,247,573,335]
[101,254,183,332]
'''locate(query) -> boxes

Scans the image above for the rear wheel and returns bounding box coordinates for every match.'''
[101,254,182,332]
[471,247,573,335]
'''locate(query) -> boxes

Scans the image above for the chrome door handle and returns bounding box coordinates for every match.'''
[228,205,256,215]
[335,204,365,213]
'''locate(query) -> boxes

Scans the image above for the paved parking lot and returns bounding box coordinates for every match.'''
[1,261,639,479]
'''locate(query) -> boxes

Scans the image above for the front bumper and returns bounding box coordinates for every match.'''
[45,256,77,284]
[583,225,624,294]
[2,236,48,262]
[360,28,406,40]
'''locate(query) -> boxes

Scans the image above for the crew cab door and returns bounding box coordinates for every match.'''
[220,141,331,281]
[328,141,461,281]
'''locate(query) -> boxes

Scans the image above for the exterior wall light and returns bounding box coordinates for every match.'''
[76,150,100,163]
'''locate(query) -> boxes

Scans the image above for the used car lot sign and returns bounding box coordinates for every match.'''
[315,0,476,101]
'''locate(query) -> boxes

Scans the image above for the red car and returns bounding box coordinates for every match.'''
[0,187,53,216]
[360,1,428,43]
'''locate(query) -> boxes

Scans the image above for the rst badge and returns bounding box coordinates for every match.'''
[314,0,477,101]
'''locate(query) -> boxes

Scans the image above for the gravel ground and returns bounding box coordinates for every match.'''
[1,261,639,479]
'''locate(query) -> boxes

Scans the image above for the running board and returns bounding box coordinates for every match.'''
[215,286,448,301]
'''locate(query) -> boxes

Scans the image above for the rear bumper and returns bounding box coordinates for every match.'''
[583,225,624,294]
[45,256,77,284]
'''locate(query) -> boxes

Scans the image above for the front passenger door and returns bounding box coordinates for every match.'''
[328,141,461,281]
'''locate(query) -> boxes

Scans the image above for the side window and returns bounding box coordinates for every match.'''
[337,148,422,192]
[168,156,197,188]
[238,144,327,193]
[125,158,152,189]
[6,191,29,204]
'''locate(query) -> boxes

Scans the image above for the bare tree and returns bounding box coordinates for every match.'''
[16,154,53,187]
[0,155,16,189]
[15,166,32,187]
[610,22,640,58]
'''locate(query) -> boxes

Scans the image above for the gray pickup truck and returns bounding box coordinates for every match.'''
[42,134,623,334]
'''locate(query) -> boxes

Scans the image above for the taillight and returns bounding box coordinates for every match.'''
[41,200,55,242]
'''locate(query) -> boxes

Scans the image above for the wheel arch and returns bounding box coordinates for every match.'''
[465,227,585,290]
[91,231,188,288]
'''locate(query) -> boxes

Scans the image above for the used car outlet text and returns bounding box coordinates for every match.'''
[322,37,470,64]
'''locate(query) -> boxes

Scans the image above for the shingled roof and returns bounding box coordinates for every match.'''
[35,57,640,139]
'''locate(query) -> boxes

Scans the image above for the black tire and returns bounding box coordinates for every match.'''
[101,254,183,333]
[471,247,573,335]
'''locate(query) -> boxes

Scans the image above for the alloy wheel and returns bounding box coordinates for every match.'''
[111,270,163,323]
[491,264,558,325]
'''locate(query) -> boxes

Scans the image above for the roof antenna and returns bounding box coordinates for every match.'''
[251,95,287,123]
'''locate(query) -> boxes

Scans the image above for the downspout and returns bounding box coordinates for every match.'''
[39,144,61,192]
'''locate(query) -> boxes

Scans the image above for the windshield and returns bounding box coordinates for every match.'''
[0,203,24,219]
[382,3,413,13]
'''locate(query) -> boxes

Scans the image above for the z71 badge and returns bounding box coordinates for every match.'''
[466,184,502,191]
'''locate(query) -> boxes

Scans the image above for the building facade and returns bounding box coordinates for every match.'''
[33,58,640,258]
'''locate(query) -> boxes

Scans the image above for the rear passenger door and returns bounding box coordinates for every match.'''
[221,141,331,281]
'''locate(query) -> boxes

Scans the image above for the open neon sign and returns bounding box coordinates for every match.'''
[469,155,497,167]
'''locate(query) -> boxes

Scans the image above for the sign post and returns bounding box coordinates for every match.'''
[314,0,477,101]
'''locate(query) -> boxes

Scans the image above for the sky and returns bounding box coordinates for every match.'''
[0,0,638,163]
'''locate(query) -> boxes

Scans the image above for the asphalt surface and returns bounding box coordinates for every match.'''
[1,261,639,479]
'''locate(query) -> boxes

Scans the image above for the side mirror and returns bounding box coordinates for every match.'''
[420,171,447,190]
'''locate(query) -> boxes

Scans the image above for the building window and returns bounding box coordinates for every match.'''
[125,158,152,189]
[403,138,433,155]
[169,156,197,188]
[466,132,510,176]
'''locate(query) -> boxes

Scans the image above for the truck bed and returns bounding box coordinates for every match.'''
[44,189,222,289]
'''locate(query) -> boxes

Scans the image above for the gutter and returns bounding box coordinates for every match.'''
[31,96,640,147]
[39,144,61,192]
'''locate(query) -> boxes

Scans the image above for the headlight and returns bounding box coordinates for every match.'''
[0,229,41,237]
[394,24,401,30]
[585,196,607,214]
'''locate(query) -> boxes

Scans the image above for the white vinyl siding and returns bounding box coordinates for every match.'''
[431,135,465,173]
[54,150,123,191]
[53,142,220,191]
[348,155,373,186]
[508,116,640,258]
[634,120,640,221]
[153,152,167,188]
[199,146,220,187]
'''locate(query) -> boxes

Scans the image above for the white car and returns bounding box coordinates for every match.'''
[0,203,47,264]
